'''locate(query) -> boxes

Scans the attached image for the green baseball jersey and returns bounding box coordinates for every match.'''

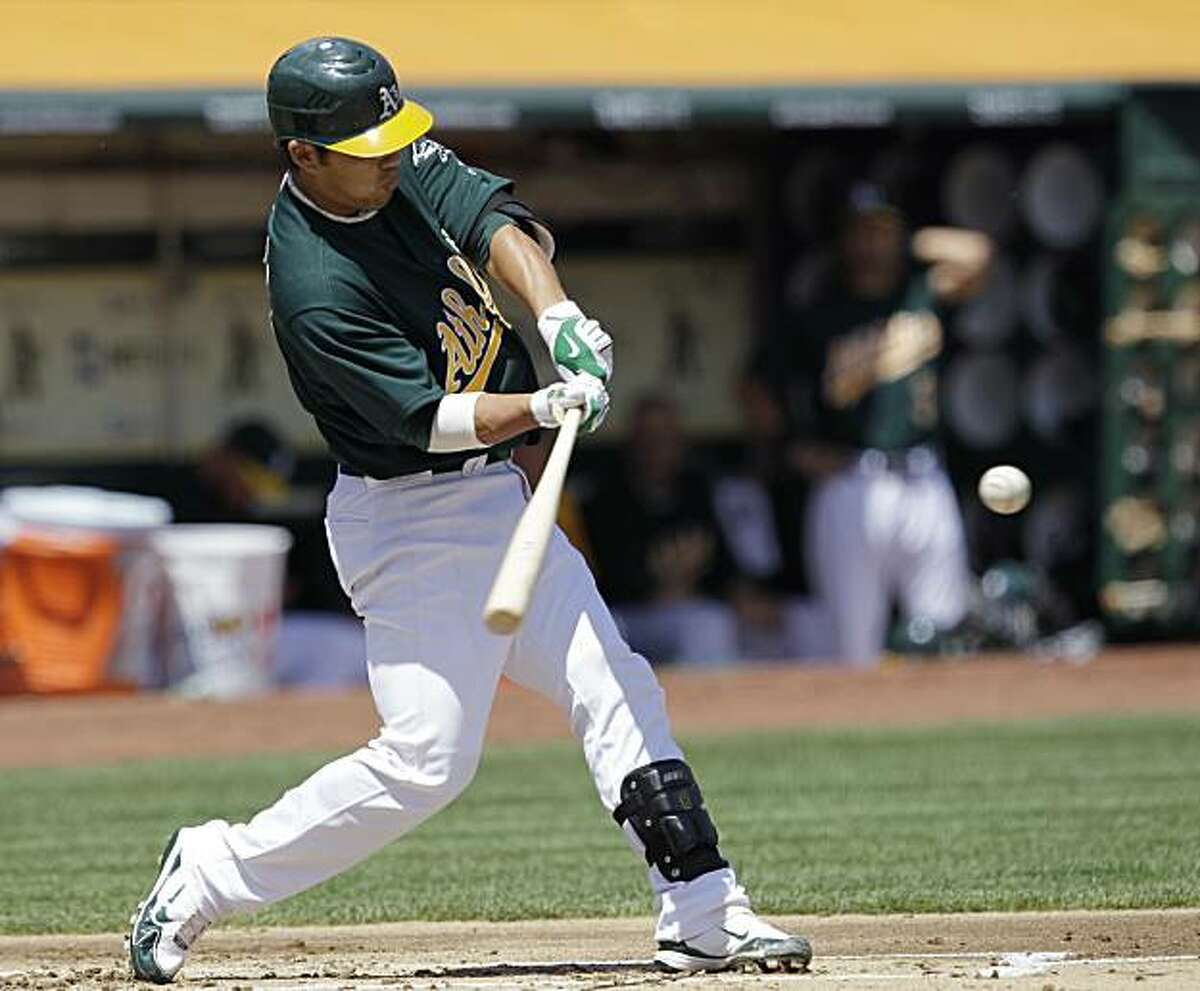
[788,272,945,452]
[266,138,539,478]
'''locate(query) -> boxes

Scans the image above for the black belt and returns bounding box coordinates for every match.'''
[338,448,509,480]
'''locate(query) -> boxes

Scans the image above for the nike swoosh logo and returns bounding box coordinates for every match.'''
[722,926,750,940]
[558,317,584,359]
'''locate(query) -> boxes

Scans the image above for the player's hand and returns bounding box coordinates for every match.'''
[537,301,613,383]
[912,226,993,302]
[529,374,610,433]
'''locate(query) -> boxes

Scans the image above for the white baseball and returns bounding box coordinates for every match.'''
[978,465,1031,515]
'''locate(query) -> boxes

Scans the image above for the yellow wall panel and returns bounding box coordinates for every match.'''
[2,0,1198,90]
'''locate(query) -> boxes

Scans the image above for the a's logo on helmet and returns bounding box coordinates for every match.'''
[379,83,402,120]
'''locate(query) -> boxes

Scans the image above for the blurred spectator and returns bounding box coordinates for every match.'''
[712,373,833,660]
[755,183,991,665]
[180,419,341,613]
[182,419,364,686]
[581,395,737,665]
[194,421,297,521]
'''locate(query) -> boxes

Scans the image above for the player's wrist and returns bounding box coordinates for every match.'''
[537,300,613,383]
[537,298,583,327]
[427,393,483,452]
[536,300,584,352]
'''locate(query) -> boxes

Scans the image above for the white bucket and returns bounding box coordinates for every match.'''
[2,486,172,535]
[1,485,173,687]
[152,524,292,698]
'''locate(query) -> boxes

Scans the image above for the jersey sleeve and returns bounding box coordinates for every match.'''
[408,138,515,265]
[277,307,443,450]
[468,191,557,265]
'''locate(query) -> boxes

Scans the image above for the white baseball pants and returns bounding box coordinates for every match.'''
[806,452,969,666]
[186,461,748,941]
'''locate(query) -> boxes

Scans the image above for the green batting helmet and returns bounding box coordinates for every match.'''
[267,37,433,158]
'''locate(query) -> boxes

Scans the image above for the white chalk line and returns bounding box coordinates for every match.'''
[822,951,1200,963]
[820,951,1200,983]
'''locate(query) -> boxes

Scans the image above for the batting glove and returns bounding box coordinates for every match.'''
[537,301,613,384]
[530,374,610,434]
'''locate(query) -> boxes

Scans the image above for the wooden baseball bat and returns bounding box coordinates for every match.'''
[483,406,583,635]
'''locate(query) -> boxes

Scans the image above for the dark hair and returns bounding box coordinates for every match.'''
[222,418,295,479]
[277,140,329,172]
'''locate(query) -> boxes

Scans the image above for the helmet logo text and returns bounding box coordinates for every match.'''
[379,83,402,120]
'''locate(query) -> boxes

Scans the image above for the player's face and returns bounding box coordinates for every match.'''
[320,149,403,211]
[288,141,402,214]
[843,212,906,299]
[631,402,684,482]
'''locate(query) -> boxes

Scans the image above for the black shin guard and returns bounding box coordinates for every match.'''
[612,759,728,882]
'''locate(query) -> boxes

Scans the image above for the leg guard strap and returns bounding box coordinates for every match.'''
[612,759,728,882]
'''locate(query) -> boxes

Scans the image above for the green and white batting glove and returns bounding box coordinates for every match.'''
[537,301,613,383]
[530,374,610,434]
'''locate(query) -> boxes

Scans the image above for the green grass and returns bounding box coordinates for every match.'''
[2,715,1200,934]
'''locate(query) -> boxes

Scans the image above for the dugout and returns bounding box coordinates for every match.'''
[0,4,1197,639]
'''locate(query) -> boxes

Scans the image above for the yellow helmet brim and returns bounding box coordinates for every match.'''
[326,99,434,158]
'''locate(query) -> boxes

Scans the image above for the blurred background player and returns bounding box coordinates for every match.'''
[755,184,992,665]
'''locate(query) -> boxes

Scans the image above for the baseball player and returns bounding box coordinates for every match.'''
[762,184,991,665]
[127,38,810,983]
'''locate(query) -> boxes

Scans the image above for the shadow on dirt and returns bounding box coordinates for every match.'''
[405,960,658,979]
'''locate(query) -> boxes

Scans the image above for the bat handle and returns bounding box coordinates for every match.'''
[482,407,583,634]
